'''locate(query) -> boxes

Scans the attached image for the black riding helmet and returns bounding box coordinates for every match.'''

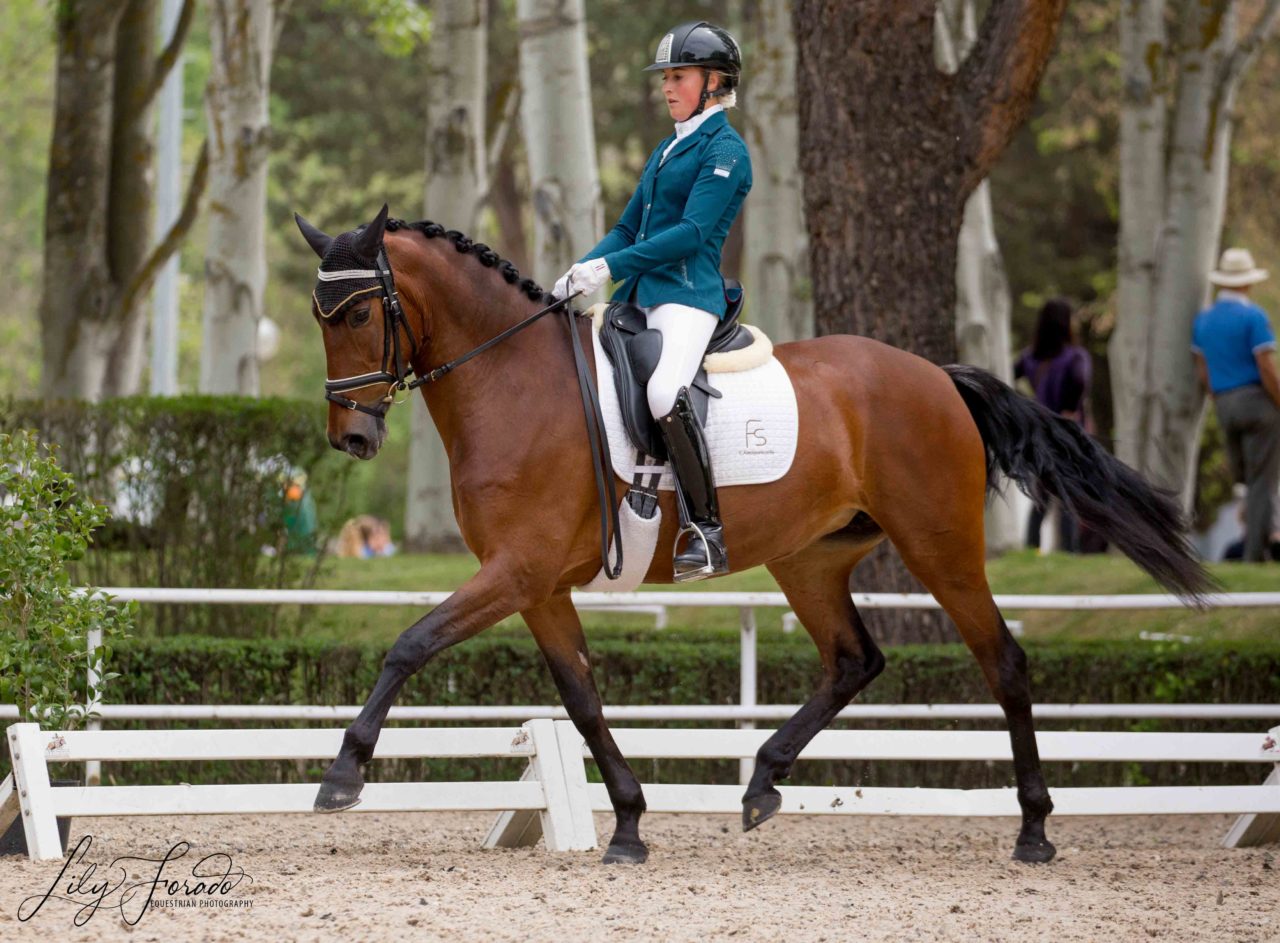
[643,21,742,116]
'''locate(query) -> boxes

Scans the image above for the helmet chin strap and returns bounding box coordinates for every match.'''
[690,70,717,117]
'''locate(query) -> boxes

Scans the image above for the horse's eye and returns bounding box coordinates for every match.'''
[350,306,372,326]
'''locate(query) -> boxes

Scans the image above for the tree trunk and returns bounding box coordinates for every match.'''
[516,0,602,288]
[1111,0,1278,501]
[39,2,127,400]
[405,0,488,552]
[200,0,274,395]
[938,0,1020,552]
[794,0,1067,643]
[151,0,188,396]
[491,148,530,274]
[742,0,812,343]
[102,0,158,399]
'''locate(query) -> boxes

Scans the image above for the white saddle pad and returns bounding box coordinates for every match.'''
[591,328,798,489]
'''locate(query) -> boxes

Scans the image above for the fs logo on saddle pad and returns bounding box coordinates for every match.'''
[590,312,798,490]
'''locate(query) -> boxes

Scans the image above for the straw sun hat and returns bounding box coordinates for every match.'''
[1209,248,1270,287]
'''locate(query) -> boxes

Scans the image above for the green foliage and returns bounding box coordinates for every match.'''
[0,431,134,729]
[11,634,1273,789]
[0,396,353,636]
[327,0,432,57]
[0,0,55,397]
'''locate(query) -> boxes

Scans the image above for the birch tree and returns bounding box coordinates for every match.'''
[405,0,488,552]
[1110,0,1280,500]
[937,0,1020,552]
[38,3,126,400]
[794,0,1067,643]
[516,0,602,285]
[200,0,276,395]
[40,0,202,401]
[742,0,812,343]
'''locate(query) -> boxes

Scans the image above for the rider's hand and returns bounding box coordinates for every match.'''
[553,258,611,301]
[552,267,574,301]
[569,258,612,297]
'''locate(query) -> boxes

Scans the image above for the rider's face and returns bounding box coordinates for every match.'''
[661,67,718,122]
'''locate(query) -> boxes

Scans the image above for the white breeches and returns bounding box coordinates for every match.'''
[644,303,720,418]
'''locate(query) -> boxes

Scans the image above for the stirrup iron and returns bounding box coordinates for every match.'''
[658,387,729,582]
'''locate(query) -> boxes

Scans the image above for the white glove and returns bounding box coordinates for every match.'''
[554,258,611,300]
[552,268,574,301]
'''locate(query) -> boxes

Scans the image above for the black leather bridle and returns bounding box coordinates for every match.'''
[320,247,623,580]
[321,247,424,417]
[323,246,585,417]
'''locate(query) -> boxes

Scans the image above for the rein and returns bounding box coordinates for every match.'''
[322,252,624,581]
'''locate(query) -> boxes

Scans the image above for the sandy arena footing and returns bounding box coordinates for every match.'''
[0,811,1275,942]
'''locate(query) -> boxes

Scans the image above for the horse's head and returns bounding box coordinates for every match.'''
[295,204,413,461]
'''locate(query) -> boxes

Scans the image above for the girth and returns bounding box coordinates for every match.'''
[596,281,754,462]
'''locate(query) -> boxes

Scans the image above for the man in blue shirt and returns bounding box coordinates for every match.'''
[1192,248,1280,561]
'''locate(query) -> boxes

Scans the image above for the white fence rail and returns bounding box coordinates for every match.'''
[6,586,1275,787]
[4,588,1275,858]
[6,720,1279,862]
[4,703,1279,722]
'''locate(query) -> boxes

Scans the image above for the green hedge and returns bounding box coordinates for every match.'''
[1,396,352,636]
[9,636,1277,792]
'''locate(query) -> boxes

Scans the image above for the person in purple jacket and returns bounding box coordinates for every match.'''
[1015,298,1092,552]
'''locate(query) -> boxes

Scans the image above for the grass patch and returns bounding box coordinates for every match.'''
[292,549,1277,646]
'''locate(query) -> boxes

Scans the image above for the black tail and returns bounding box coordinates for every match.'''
[944,364,1213,601]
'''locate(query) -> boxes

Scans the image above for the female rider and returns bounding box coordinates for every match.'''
[553,21,751,582]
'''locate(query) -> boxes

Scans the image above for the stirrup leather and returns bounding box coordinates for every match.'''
[657,387,729,582]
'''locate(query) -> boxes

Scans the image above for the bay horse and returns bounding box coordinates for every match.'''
[295,205,1209,865]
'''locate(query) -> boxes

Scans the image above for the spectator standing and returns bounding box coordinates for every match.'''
[1014,298,1092,552]
[1192,248,1280,562]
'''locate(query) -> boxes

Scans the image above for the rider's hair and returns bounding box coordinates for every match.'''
[707,70,737,108]
[385,218,552,305]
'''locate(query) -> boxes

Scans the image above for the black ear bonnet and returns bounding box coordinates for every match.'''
[313,230,381,320]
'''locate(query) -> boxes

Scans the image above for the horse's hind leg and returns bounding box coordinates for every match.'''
[743,537,886,830]
[882,513,1056,863]
[523,593,648,864]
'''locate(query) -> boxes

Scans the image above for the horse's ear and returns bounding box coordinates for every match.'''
[294,213,332,259]
[352,203,389,260]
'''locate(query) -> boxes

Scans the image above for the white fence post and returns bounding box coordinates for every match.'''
[739,607,758,786]
[553,721,597,849]
[484,722,597,852]
[1223,724,1280,848]
[484,719,595,852]
[8,723,64,861]
[482,764,545,849]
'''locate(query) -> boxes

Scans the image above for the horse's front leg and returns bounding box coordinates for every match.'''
[523,593,648,864]
[314,562,541,812]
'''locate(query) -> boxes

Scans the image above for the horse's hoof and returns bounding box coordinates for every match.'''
[1012,839,1056,864]
[601,840,649,865]
[313,779,364,813]
[742,789,782,832]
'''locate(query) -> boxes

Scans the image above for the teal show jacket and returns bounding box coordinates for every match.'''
[579,110,752,318]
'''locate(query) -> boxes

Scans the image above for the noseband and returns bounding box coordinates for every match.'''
[320,247,424,417]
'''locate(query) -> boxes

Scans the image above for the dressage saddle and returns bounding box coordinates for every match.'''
[597,280,753,462]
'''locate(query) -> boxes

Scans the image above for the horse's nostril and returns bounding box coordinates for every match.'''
[341,434,368,456]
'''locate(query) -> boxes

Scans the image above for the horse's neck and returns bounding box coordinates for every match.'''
[412,267,573,458]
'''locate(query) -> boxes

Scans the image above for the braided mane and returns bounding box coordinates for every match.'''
[385,218,553,305]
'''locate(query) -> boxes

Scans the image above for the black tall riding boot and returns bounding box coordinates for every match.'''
[657,386,729,582]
